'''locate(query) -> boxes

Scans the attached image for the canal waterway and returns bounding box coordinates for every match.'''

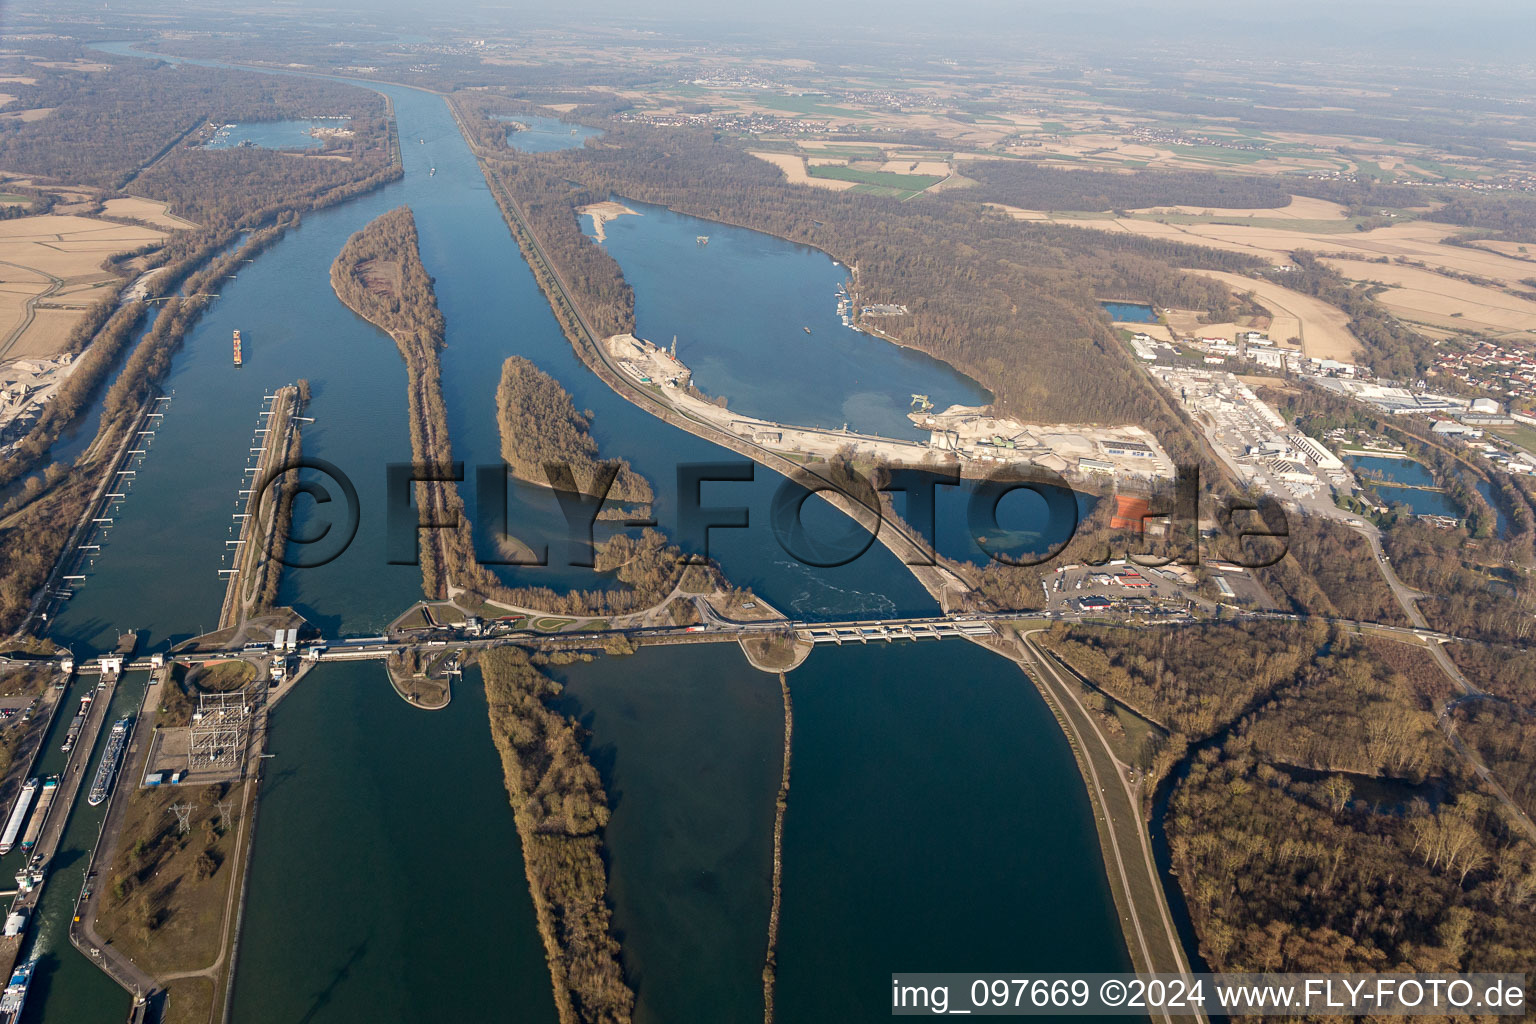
[549,644,783,1024]
[18,41,1136,1024]
[227,661,557,1024]
[13,671,150,1024]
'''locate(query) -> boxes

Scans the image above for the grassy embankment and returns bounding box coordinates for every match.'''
[96,779,246,1024]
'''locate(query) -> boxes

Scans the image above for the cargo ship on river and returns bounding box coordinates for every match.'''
[87,718,131,807]
[233,328,243,367]
[18,777,57,853]
[0,958,35,1023]
[60,694,92,753]
[0,780,37,856]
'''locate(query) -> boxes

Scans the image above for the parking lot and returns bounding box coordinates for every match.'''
[1040,562,1198,618]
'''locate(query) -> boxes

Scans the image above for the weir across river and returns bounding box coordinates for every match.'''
[58,606,1459,678]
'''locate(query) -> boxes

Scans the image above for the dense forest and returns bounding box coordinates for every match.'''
[1384,521,1536,646]
[1452,702,1536,822]
[1445,645,1536,707]
[1041,620,1325,742]
[480,647,633,1024]
[1047,621,1536,975]
[1430,194,1536,242]
[0,44,390,193]
[133,135,398,230]
[1256,516,1410,625]
[495,356,652,504]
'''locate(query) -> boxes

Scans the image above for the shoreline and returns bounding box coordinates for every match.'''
[577,200,636,243]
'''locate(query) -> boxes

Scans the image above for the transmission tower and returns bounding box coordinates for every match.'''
[216,798,236,823]
[169,803,193,834]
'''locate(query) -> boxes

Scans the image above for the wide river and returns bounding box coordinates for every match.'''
[24,45,1129,1023]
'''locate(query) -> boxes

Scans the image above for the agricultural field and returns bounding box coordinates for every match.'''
[0,212,170,359]
[731,92,870,119]
[751,147,950,197]
[749,151,857,191]
[1320,257,1536,343]
[987,197,1536,343]
[1488,421,1536,457]
[1183,269,1362,361]
[102,196,198,230]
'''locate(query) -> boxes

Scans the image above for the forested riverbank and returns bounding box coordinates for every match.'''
[496,355,652,504]
[331,205,460,598]
[1041,620,1536,976]
[480,647,634,1024]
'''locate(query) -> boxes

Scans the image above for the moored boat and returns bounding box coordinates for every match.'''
[18,776,57,852]
[88,717,132,807]
[0,780,37,855]
[0,958,36,1023]
[61,694,92,753]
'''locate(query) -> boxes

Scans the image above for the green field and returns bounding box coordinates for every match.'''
[1171,144,1276,166]
[1408,157,1480,181]
[1353,159,1392,181]
[1045,209,1119,221]
[1489,422,1536,455]
[1128,212,1382,233]
[803,144,886,159]
[808,165,943,190]
[956,111,1015,125]
[748,94,871,119]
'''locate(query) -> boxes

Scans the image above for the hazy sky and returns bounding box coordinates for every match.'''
[451,0,1535,58]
